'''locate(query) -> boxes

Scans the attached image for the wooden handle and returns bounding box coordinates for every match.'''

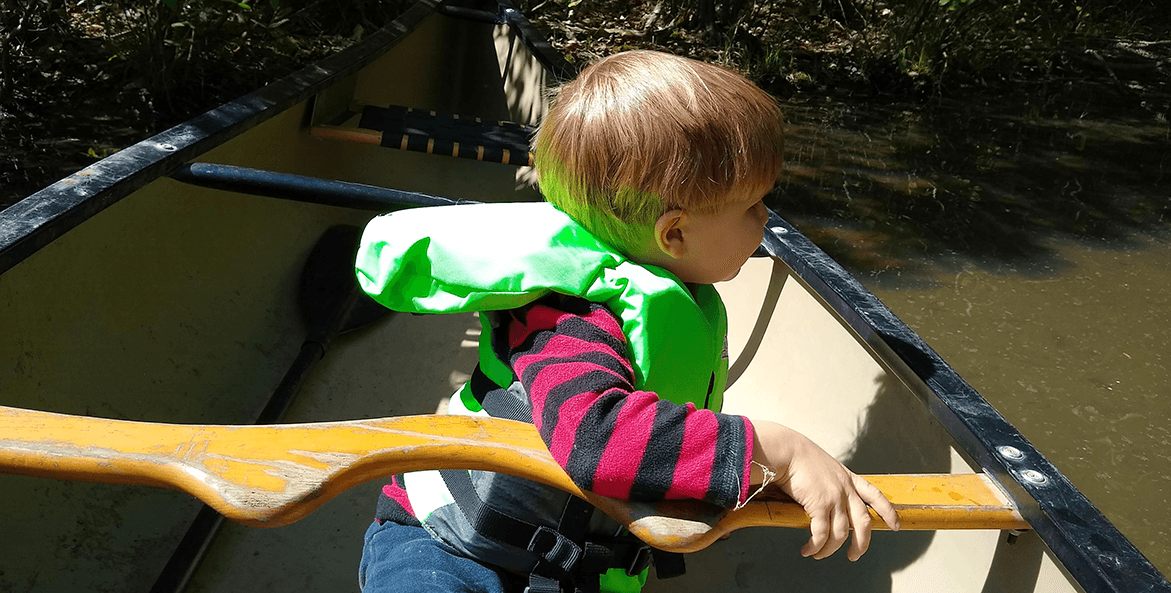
[0,406,1027,553]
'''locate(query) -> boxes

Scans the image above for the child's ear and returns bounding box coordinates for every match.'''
[654,208,688,259]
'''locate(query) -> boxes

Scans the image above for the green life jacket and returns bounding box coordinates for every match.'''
[355,202,729,593]
[356,201,729,410]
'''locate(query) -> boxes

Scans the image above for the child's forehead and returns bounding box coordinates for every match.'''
[730,176,778,200]
[690,182,774,213]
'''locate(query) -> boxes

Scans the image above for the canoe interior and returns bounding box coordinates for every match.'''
[0,3,1091,593]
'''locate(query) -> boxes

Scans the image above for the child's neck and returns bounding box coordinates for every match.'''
[626,235,673,273]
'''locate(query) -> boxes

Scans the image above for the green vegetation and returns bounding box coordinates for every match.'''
[1,0,1167,207]
[520,0,1168,101]
[0,0,409,205]
[1,0,410,119]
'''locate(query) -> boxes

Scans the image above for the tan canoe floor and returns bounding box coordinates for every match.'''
[0,405,1027,554]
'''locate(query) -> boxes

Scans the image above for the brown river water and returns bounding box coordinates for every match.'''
[769,96,1170,576]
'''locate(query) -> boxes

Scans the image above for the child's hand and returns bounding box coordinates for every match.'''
[750,419,901,561]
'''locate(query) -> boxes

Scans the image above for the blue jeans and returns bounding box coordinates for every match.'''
[359,520,524,593]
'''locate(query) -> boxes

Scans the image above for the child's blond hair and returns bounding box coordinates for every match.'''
[532,50,784,252]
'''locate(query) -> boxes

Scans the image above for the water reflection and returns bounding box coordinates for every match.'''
[766,97,1171,576]
[773,99,1169,288]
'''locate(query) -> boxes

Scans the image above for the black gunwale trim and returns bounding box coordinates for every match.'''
[0,0,441,277]
[760,209,1171,593]
[496,0,578,81]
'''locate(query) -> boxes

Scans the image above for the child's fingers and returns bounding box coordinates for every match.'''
[852,475,901,531]
[813,507,851,560]
[846,493,873,561]
[802,512,831,557]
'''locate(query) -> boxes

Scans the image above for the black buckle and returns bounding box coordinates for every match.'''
[529,526,583,573]
[626,546,652,576]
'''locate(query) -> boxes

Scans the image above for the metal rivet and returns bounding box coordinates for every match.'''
[998,446,1024,460]
[1021,470,1048,485]
[770,226,788,235]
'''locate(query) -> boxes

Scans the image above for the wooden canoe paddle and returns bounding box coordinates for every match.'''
[0,405,1027,553]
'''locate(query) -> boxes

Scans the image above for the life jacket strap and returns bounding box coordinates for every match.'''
[470,365,533,421]
[439,469,545,549]
[440,468,587,581]
[439,468,657,591]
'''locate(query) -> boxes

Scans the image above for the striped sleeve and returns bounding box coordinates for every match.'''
[504,296,754,509]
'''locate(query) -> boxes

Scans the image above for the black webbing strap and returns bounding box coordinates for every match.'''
[470,365,533,422]
[439,468,656,592]
[548,496,596,592]
[440,470,584,576]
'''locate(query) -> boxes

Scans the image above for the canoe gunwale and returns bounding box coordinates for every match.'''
[494,0,578,81]
[759,209,1171,592]
[0,0,443,277]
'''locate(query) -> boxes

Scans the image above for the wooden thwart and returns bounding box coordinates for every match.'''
[0,405,1027,553]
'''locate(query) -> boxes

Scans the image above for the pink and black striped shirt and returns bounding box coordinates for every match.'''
[505,295,754,508]
[377,295,755,522]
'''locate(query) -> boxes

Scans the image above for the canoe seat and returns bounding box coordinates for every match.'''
[310,103,536,167]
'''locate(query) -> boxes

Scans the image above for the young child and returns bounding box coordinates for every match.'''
[354,50,900,593]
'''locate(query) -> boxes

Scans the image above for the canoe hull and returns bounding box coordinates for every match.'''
[1,1,1161,592]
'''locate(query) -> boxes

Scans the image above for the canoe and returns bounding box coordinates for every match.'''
[0,1,1166,592]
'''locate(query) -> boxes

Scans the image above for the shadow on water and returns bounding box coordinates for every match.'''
[769,96,1171,289]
